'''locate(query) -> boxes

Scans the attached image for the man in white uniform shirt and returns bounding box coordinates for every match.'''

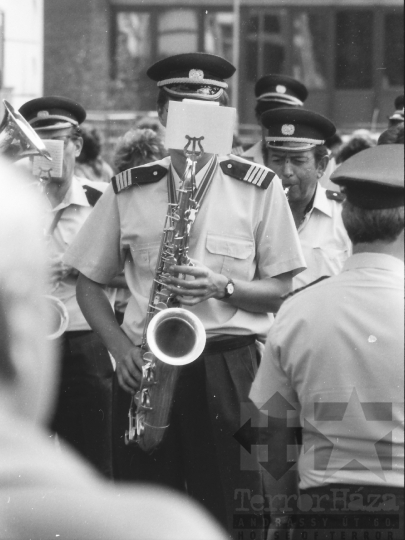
[19,96,116,478]
[261,107,352,292]
[250,144,404,540]
[64,53,306,538]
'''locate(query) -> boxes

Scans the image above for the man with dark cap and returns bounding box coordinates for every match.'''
[250,144,404,540]
[19,96,116,479]
[261,107,352,291]
[242,74,308,165]
[64,52,306,538]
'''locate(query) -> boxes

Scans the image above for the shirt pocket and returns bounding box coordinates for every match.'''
[205,233,254,280]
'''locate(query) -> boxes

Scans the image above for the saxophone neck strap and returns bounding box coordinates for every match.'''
[167,155,219,213]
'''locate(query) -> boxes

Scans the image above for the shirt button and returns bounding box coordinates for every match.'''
[227,164,232,169]
[153,171,158,176]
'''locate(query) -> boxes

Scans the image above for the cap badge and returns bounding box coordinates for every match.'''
[189,69,204,81]
[276,85,287,94]
[281,124,295,136]
[38,110,50,118]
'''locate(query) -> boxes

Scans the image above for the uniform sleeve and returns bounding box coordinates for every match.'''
[255,174,306,278]
[249,320,298,417]
[64,184,124,284]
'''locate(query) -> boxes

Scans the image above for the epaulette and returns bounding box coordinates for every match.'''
[220,159,275,189]
[281,275,330,301]
[112,164,167,194]
[326,190,345,202]
[82,185,103,206]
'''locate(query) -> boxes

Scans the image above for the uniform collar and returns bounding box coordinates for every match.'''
[52,176,91,212]
[343,252,404,275]
[307,183,332,218]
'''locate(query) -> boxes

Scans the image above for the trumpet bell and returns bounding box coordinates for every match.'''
[147,307,206,366]
[0,100,52,162]
[45,294,69,340]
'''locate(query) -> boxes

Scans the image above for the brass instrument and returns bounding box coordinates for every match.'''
[125,138,207,452]
[0,101,67,339]
[45,294,69,340]
[0,100,51,162]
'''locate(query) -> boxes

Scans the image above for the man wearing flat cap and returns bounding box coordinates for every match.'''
[250,144,404,540]
[262,107,352,291]
[19,96,116,479]
[64,52,306,537]
[243,74,308,165]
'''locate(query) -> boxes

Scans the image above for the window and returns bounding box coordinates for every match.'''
[157,9,198,57]
[204,11,233,65]
[244,10,286,82]
[291,12,327,90]
[335,10,373,89]
[115,12,152,83]
[383,12,404,88]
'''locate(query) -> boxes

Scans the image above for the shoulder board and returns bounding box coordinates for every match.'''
[281,275,330,301]
[82,185,103,206]
[112,164,167,194]
[326,190,345,202]
[220,159,275,190]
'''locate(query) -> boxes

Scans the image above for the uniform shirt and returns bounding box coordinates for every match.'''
[44,176,114,331]
[250,252,404,489]
[293,183,352,290]
[65,155,306,344]
[242,141,265,165]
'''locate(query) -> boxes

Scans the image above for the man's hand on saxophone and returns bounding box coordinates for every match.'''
[162,261,229,304]
[162,260,294,314]
[116,346,144,395]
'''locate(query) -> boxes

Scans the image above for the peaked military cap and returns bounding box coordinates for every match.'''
[262,108,336,151]
[255,74,308,108]
[331,145,404,209]
[19,96,86,132]
[147,53,235,101]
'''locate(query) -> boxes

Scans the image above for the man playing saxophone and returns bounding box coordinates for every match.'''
[65,53,306,539]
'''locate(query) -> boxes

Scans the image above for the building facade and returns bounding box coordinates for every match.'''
[0,0,44,115]
[43,0,404,136]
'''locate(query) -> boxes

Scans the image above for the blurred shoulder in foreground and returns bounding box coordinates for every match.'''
[0,157,227,540]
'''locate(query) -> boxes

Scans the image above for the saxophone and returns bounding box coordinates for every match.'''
[125,138,207,452]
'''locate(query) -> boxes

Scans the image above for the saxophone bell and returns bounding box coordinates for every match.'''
[146,307,206,366]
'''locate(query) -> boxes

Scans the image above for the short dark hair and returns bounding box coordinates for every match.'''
[313,144,329,166]
[378,124,404,146]
[336,136,375,164]
[113,128,167,172]
[342,201,404,244]
[76,126,101,162]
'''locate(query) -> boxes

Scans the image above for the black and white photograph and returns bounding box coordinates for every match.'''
[0,1,403,539]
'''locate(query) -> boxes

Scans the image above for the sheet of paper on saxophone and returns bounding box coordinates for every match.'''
[0,157,228,540]
[165,99,236,155]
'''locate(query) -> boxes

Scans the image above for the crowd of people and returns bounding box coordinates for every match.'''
[0,51,403,540]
